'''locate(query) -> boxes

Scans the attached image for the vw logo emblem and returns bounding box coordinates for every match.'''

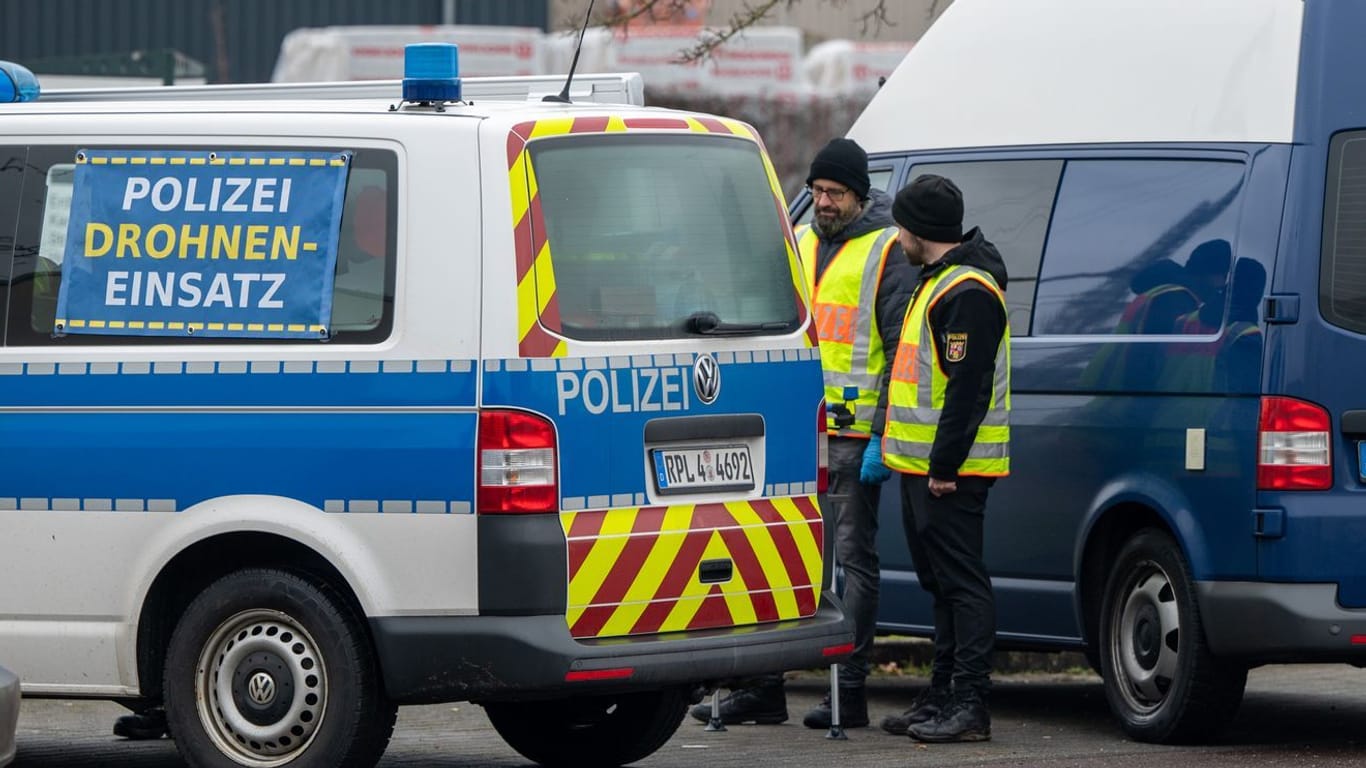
[693,354,720,405]
[247,672,276,705]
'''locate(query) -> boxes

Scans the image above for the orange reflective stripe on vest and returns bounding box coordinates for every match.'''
[883,265,1011,476]
[797,224,899,437]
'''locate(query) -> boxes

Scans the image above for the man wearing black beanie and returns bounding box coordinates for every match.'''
[878,174,1011,743]
[688,138,913,730]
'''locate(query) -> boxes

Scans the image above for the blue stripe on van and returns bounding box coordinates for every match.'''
[2,352,820,516]
[0,359,479,513]
[0,410,477,514]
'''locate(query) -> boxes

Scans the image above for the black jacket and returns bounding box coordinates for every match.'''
[898,227,1009,480]
[809,189,916,438]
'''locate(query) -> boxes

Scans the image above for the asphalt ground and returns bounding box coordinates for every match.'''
[10,662,1366,767]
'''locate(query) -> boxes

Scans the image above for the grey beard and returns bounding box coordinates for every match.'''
[812,206,860,238]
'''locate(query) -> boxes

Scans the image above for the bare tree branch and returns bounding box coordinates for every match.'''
[677,0,786,63]
[857,2,893,36]
[601,0,701,32]
[592,0,896,64]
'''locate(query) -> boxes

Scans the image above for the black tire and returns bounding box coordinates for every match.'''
[163,568,397,768]
[483,688,688,767]
[1098,529,1247,743]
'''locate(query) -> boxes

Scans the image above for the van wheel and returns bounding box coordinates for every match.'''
[1099,530,1246,743]
[163,568,397,768]
[483,688,688,767]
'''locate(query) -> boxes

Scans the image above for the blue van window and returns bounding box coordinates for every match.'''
[1033,159,1242,337]
[1322,132,1366,334]
[3,145,398,346]
[907,160,1061,336]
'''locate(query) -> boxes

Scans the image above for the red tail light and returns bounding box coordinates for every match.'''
[478,410,559,513]
[565,667,635,682]
[1257,396,1332,491]
[817,400,829,493]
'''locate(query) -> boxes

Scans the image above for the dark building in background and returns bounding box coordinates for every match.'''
[0,0,549,84]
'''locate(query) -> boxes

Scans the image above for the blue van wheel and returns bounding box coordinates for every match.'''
[1098,530,1246,744]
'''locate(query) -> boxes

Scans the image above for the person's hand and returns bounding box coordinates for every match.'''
[928,477,957,497]
[860,439,892,485]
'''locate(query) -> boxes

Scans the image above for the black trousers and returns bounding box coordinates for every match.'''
[825,437,883,688]
[750,437,882,691]
[899,473,995,696]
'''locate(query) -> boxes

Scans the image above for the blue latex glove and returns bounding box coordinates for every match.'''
[860,438,892,485]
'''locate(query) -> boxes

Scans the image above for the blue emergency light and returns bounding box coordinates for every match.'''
[402,43,462,103]
[0,60,41,103]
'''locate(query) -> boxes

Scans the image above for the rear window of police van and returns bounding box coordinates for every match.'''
[0,145,397,346]
[526,133,799,341]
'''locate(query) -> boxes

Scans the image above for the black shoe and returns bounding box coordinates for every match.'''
[906,691,991,743]
[688,685,788,725]
[113,707,169,740]
[801,687,869,729]
[879,686,951,735]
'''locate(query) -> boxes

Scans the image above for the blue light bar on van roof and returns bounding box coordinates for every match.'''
[403,43,461,103]
[0,60,41,103]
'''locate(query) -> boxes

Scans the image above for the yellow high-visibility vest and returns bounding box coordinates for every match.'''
[797,224,899,437]
[883,265,1011,476]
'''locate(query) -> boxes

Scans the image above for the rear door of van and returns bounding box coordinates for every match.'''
[478,112,829,640]
[1267,1,1366,608]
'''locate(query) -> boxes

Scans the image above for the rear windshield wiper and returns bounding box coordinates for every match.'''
[680,311,792,336]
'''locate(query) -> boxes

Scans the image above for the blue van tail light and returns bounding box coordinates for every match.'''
[478,410,558,513]
[0,60,41,103]
[402,43,462,103]
[1258,396,1332,491]
[817,400,829,493]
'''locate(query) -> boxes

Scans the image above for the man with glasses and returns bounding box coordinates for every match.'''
[689,137,912,729]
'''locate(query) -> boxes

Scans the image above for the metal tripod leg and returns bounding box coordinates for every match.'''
[824,663,847,740]
[704,687,727,732]
[824,487,851,741]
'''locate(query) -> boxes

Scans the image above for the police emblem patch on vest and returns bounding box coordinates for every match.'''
[946,332,968,362]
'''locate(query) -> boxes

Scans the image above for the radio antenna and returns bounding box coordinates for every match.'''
[544,0,596,103]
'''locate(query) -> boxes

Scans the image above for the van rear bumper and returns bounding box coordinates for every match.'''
[370,593,852,704]
[1199,581,1366,662]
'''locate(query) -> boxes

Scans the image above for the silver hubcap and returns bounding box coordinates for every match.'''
[1112,563,1180,712]
[195,609,327,767]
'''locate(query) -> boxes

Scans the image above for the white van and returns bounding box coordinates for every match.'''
[790,0,1366,745]
[0,51,849,768]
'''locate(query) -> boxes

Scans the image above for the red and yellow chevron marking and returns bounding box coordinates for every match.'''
[505,114,813,357]
[561,496,824,639]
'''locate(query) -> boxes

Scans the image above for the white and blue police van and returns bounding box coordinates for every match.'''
[0,46,849,768]
[792,0,1366,745]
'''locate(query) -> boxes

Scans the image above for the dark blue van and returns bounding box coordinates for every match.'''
[792,0,1366,744]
